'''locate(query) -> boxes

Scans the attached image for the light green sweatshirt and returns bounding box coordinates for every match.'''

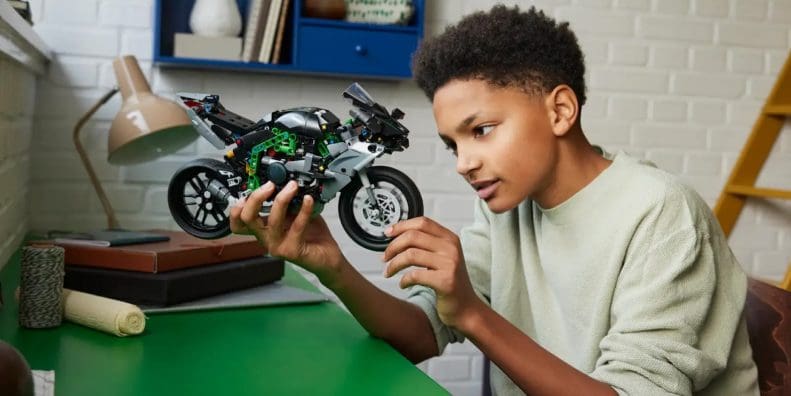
[408,151,758,395]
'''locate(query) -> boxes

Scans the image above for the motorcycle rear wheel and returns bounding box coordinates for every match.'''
[168,158,233,239]
[338,166,423,251]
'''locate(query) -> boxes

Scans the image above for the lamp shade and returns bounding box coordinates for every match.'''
[107,55,196,165]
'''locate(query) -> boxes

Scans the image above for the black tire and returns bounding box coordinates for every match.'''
[168,158,234,239]
[338,166,423,251]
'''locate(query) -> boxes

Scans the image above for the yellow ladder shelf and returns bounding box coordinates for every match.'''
[714,52,791,291]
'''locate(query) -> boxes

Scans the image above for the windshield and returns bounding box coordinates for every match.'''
[343,83,375,107]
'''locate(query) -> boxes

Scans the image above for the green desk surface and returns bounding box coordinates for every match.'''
[0,249,448,396]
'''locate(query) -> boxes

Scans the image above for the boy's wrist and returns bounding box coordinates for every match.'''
[317,254,353,291]
[456,297,489,336]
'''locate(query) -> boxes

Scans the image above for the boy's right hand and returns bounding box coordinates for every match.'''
[230,181,346,286]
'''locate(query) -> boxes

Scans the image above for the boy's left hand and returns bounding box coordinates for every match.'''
[382,216,482,330]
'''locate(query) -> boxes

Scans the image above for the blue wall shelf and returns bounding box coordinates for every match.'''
[153,0,425,79]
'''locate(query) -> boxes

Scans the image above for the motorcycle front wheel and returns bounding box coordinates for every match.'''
[338,166,423,251]
[168,158,233,239]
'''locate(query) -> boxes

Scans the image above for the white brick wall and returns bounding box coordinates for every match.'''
[0,57,37,271]
[22,0,791,394]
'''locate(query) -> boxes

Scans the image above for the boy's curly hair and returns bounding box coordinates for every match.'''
[412,5,586,106]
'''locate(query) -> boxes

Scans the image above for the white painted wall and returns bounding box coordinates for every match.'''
[20,0,791,394]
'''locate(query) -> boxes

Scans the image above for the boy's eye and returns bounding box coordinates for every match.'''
[474,125,495,138]
[444,143,458,156]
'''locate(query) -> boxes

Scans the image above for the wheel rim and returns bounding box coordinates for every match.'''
[176,168,229,233]
[351,182,409,237]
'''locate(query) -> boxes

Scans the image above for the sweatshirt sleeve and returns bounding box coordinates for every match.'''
[590,221,748,396]
[406,198,493,354]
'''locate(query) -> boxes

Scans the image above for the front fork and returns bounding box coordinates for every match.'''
[357,168,385,222]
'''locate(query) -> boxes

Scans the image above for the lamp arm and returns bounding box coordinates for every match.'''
[72,88,121,230]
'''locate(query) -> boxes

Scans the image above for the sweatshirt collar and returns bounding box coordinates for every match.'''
[536,149,625,224]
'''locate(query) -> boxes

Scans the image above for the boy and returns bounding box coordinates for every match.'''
[231,5,758,395]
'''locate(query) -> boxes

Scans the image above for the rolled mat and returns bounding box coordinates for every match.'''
[62,288,146,337]
[15,287,146,336]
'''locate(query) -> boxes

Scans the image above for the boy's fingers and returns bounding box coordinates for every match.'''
[386,216,455,242]
[267,181,299,240]
[399,268,439,290]
[384,248,441,278]
[229,204,251,235]
[382,230,449,262]
[240,182,275,224]
[285,195,314,242]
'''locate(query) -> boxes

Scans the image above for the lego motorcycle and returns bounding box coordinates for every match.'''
[168,83,423,251]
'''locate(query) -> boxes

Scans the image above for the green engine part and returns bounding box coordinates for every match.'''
[247,128,297,190]
[245,126,343,192]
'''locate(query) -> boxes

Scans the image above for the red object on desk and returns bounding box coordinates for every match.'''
[52,230,266,273]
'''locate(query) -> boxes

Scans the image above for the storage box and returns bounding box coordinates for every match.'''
[53,230,266,273]
[174,33,242,61]
[64,255,285,306]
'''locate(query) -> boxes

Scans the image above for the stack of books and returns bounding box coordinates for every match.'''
[240,0,292,64]
[53,230,284,307]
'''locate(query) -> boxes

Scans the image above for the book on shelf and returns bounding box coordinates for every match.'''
[271,0,291,64]
[49,230,266,273]
[241,0,271,62]
[257,0,284,63]
[52,230,170,247]
[64,255,285,306]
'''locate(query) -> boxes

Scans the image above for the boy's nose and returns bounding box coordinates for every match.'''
[455,149,480,176]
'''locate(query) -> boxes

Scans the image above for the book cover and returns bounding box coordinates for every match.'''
[271,0,291,64]
[257,0,283,63]
[241,0,271,62]
[53,230,170,247]
[64,256,285,306]
[52,230,267,273]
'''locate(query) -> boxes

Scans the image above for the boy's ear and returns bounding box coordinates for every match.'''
[545,85,579,137]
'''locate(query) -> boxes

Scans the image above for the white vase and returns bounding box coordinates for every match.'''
[189,0,243,37]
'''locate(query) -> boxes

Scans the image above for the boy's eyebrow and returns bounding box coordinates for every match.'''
[437,112,479,139]
[456,112,479,132]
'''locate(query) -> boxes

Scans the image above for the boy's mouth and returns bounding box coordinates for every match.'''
[471,179,500,200]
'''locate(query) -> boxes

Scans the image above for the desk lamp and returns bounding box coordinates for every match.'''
[73,55,196,229]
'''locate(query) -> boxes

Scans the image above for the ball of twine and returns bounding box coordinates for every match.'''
[18,245,65,328]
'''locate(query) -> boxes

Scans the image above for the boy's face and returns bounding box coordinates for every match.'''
[433,78,560,213]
